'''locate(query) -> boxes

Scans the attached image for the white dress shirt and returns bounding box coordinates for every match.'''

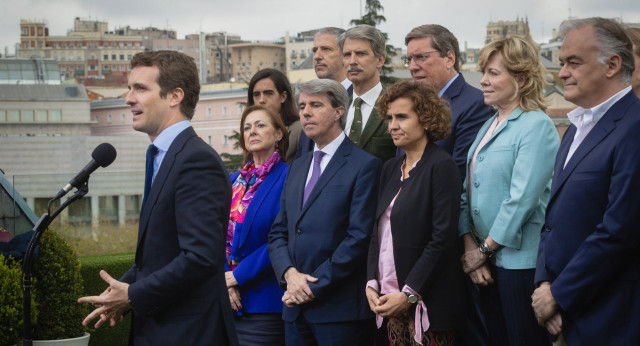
[564,86,632,167]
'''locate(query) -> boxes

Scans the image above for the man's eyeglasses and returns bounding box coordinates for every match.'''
[401,50,441,67]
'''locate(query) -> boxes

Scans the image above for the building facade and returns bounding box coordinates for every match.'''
[485,16,531,44]
[18,18,144,82]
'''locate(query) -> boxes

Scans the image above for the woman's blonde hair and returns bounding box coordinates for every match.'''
[478,36,548,112]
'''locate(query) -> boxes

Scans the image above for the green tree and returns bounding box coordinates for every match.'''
[220,130,244,172]
[350,0,397,85]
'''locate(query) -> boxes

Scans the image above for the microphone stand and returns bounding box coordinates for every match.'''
[22,180,90,346]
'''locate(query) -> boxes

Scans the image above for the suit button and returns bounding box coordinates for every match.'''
[473,208,479,215]
[296,229,301,235]
[544,225,551,232]
[478,156,484,161]
[473,181,479,187]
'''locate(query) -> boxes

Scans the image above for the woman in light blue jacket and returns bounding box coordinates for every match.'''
[458,36,559,346]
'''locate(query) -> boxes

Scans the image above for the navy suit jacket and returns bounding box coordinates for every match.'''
[121,127,238,346]
[268,137,382,323]
[227,160,287,313]
[535,90,640,345]
[438,74,493,181]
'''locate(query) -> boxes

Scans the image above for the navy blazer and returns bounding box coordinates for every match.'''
[227,160,287,313]
[535,90,640,345]
[438,74,494,181]
[121,127,238,346]
[268,137,382,323]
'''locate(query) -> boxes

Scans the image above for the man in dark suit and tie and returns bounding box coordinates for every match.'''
[403,24,493,181]
[338,25,395,163]
[78,51,238,345]
[268,79,381,345]
[532,17,640,345]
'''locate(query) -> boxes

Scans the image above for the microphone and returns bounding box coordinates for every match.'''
[54,143,117,200]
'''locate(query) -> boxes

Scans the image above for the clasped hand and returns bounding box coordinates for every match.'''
[366,287,410,318]
[282,267,318,307]
[531,281,563,336]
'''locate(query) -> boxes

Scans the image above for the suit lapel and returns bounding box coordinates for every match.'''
[137,127,195,247]
[298,139,351,221]
[549,91,634,200]
[359,107,385,148]
[291,152,313,219]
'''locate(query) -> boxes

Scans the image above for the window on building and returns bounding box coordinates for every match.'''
[126,195,141,219]
[36,110,47,122]
[62,43,67,48]
[127,54,132,60]
[135,42,141,48]
[111,42,116,47]
[111,54,116,60]
[61,56,66,61]
[68,197,91,225]
[208,136,212,146]
[69,55,75,61]
[69,65,75,71]
[127,42,132,48]
[223,135,228,146]
[238,104,245,114]
[99,196,119,224]
[104,54,108,60]
[119,42,124,48]
[178,46,183,51]
[119,65,125,71]
[61,65,67,71]
[121,113,126,123]
[8,110,20,122]
[90,54,95,59]
[70,43,75,48]
[22,110,34,122]
[222,106,227,115]
[107,114,112,123]
[21,28,28,36]
[119,54,124,60]
[53,54,58,61]
[111,65,117,71]
[207,107,212,117]
[0,110,6,122]
[50,110,62,122]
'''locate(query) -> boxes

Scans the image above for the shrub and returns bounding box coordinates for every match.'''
[0,255,37,346]
[32,230,87,340]
[80,252,135,346]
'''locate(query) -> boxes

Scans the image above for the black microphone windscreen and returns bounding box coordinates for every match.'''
[92,143,117,168]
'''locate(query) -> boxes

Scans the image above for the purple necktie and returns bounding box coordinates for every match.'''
[303,150,325,205]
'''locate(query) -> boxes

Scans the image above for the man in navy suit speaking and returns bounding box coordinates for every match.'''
[79,51,238,345]
[269,79,381,345]
[532,17,640,345]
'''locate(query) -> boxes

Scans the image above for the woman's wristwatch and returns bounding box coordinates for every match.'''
[404,291,418,304]
[478,240,496,257]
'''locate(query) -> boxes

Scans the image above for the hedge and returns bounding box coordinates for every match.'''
[79,252,134,346]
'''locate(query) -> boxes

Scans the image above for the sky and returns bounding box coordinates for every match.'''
[1,0,639,56]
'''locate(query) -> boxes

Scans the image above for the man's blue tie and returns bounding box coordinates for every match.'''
[142,144,158,209]
[303,150,325,206]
